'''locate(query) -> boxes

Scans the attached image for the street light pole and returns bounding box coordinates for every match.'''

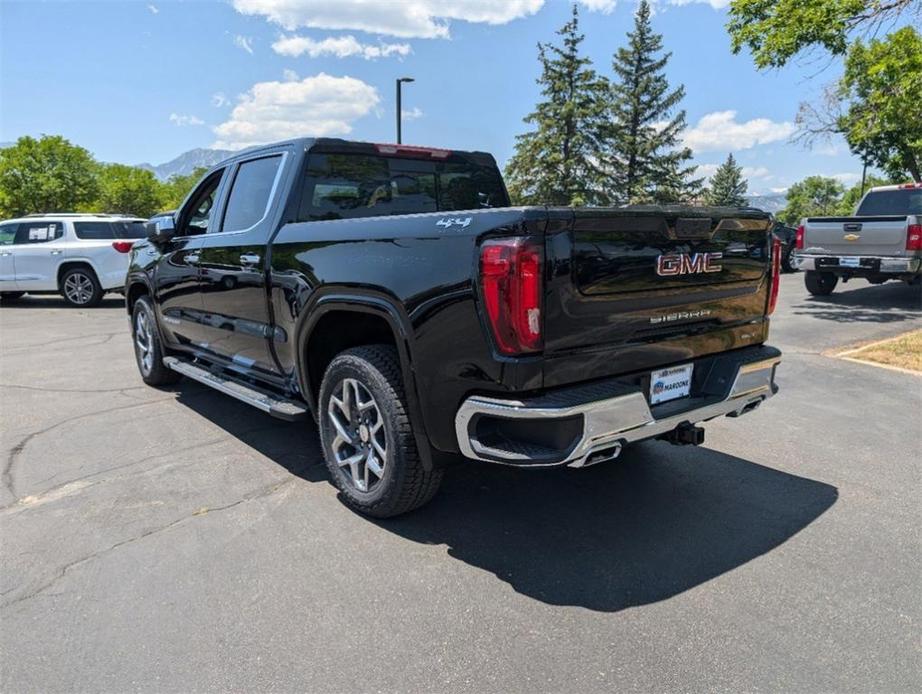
[396,77,414,144]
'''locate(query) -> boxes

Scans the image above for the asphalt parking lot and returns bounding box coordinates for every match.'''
[2,274,921,692]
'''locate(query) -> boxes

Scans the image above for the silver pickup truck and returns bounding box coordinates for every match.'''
[793,183,922,295]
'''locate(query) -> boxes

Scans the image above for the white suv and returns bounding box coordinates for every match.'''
[0,214,147,307]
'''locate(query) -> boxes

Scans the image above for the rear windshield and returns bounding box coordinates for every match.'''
[856,189,922,216]
[74,221,147,239]
[299,153,509,221]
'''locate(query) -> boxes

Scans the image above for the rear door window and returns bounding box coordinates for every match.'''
[73,221,147,239]
[14,222,63,244]
[220,155,283,232]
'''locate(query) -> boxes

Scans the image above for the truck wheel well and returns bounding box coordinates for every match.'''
[305,311,398,398]
[126,282,149,314]
[57,262,98,288]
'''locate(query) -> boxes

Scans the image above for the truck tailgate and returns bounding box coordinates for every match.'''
[542,207,773,383]
[803,216,909,256]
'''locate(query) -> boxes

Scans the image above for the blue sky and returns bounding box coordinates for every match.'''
[1,0,869,194]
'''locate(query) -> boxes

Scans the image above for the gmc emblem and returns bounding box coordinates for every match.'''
[656,252,723,276]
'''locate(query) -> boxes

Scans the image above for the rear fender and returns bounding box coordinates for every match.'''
[295,292,434,469]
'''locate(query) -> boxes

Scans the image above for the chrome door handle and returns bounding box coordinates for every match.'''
[50,250,63,255]
[186,253,200,264]
[0,251,11,256]
[239,253,261,266]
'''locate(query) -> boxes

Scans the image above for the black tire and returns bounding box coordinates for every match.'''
[131,295,180,386]
[781,245,796,273]
[318,345,443,518]
[0,292,25,302]
[804,270,838,296]
[60,266,103,307]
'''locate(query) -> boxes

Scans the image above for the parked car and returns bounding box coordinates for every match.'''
[772,222,798,273]
[0,213,147,306]
[793,183,922,295]
[126,138,782,517]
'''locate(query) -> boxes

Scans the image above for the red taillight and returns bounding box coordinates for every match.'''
[907,224,922,251]
[768,236,782,315]
[479,238,543,355]
[112,240,134,253]
[794,224,805,250]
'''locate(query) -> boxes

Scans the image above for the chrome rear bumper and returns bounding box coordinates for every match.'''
[455,351,780,467]
[794,254,921,274]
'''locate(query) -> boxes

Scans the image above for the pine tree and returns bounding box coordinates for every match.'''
[705,153,749,206]
[603,0,702,205]
[504,5,609,206]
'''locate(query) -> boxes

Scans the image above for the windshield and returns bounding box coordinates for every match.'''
[856,189,922,216]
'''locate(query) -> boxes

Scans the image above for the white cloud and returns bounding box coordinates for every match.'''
[147,4,159,14]
[831,172,861,185]
[741,166,771,179]
[169,113,205,127]
[668,0,731,9]
[683,111,795,153]
[234,35,254,54]
[212,73,380,150]
[232,0,545,39]
[401,107,424,121]
[696,163,720,179]
[273,35,411,60]
[211,92,229,108]
[769,187,788,194]
[282,68,299,81]
[813,142,843,156]
[580,0,617,12]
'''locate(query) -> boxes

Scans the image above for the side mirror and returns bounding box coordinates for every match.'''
[146,215,176,243]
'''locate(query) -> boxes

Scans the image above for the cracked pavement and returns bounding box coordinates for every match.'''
[1,281,920,692]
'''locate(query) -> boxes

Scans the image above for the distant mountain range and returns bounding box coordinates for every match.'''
[137,148,233,181]
[745,193,787,213]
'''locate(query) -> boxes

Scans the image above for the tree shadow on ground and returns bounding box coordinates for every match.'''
[176,386,837,613]
[792,282,922,323]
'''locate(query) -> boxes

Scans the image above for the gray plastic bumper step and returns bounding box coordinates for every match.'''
[163,356,308,421]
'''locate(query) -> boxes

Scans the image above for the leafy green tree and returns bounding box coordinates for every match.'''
[0,135,99,217]
[160,167,208,211]
[779,176,845,225]
[705,153,749,206]
[504,5,609,206]
[835,174,893,214]
[837,27,922,181]
[603,0,701,205]
[94,164,164,217]
[727,0,920,69]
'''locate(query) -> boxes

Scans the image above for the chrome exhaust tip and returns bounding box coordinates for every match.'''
[568,442,623,469]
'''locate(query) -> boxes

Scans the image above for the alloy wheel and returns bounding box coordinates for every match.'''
[64,272,94,305]
[134,311,154,374]
[327,378,387,492]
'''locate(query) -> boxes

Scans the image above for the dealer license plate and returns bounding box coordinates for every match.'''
[840,256,860,268]
[649,364,694,405]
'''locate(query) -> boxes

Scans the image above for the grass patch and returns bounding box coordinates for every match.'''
[842,330,922,373]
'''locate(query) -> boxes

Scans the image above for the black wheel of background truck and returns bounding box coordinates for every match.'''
[781,245,796,273]
[804,270,838,296]
[132,295,180,386]
[319,345,443,518]
[60,266,103,307]
[0,292,26,302]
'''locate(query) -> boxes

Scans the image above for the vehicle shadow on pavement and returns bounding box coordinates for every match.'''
[173,388,837,613]
[380,443,838,612]
[793,282,922,323]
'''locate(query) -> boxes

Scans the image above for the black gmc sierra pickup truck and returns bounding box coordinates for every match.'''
[127,138,782,517]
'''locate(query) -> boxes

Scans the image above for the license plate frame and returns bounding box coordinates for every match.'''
[649,363,694,405]
[839,256,861,268]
